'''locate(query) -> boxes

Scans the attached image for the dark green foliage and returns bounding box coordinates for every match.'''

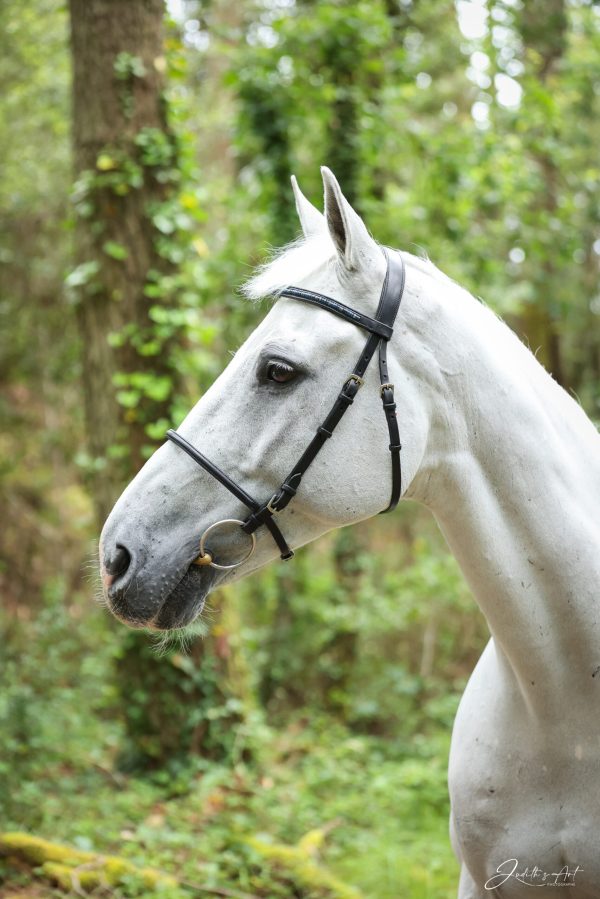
[237,71,297,240]
[0,585,118,826]
[238,510,484,733]
[114,629,246,774]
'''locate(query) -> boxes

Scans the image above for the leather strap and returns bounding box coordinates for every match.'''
[166,248,406,561]
[244,249,405,533]
[377,249,405,512]
[165,429,294,559]
[279,287,393,340]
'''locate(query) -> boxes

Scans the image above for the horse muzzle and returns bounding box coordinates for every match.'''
[100,534,218,631]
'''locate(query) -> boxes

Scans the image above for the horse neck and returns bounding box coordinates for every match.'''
[400,260,600,712]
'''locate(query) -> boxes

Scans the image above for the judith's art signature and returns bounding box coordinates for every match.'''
[485,858,583,890]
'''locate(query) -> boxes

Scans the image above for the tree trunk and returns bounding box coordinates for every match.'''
[68,0,246,772]
[69,0,178,526]
[325,67,360,210]
[517,0,568,387]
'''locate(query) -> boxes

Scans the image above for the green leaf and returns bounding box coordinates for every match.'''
[115,389,139,408]
[152,212,175,234]
[96,154,117,171]
[64,260,100,288]
[102,241,129,261]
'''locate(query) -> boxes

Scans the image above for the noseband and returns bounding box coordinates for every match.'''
[166,248,406,569]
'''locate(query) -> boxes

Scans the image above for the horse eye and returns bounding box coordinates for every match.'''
[266,360,297,384]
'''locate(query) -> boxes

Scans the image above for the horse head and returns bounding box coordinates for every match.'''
[99,168,428,629]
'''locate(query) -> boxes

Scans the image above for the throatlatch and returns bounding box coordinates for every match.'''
[166,248,406,569]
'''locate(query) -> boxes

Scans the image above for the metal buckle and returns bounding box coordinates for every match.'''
[266,493,280,514]
[380,382,394,396]
[345,374,364,388]
[193,518,257,571]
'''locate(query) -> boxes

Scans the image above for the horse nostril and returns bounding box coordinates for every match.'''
[105,544,131,579]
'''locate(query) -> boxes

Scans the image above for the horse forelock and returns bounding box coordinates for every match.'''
[240,234,338,301]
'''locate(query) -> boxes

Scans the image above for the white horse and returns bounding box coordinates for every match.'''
[101,167,600,896]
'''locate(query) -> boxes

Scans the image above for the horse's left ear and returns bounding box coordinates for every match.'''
[291,175,326,239]
[321,166,378,271]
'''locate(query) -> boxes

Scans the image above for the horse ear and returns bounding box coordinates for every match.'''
[321,166,377,271]
[291,175,326,239]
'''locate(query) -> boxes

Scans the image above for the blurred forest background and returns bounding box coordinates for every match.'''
[1,0,599,897]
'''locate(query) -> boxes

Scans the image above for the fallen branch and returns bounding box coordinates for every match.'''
[0,832,177,892]
[0,832,260,898]
[0,828,363,899]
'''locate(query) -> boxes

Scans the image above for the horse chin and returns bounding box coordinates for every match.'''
[152,565,217,631]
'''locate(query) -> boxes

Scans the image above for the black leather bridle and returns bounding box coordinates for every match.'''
[166,248,406,570]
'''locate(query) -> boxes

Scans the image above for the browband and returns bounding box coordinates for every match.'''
[279,287,393,340]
